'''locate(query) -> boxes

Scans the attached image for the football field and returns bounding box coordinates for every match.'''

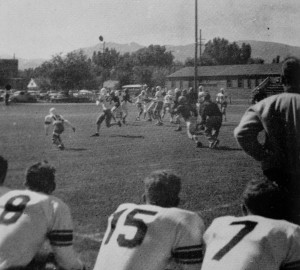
[0,102,261,267]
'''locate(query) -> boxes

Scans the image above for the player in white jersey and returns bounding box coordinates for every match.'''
[45,107,76,150]
[151,86,164,126]
[134,90,147,120]
[91,88,121,137]
[94,170,205,270]
[0,156,84,270]
[215,88,228,121]
[202,178,300,270]
[162,90,174,122]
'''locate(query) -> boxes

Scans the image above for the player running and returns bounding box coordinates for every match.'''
[0,156,84,270]
[216,88,228,121]
[134,90,147,120]
[173,96,203,148]
[93,170,205,270]
[120,88,133,124]
[161,89,174,122]
[45,107,76,150]
[202,177,300,270]
[91,88,122,137]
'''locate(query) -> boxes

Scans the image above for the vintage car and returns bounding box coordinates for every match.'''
[9,91,37,103]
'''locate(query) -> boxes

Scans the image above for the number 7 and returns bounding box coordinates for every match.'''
[213,220,257,261]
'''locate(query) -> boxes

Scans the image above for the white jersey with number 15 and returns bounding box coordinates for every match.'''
[202,215,300,270]
[94,203,205,270]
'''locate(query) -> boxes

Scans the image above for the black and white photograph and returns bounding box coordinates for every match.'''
[0,0,300,269]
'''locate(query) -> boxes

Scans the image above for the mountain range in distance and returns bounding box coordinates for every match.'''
[2,40,300,70]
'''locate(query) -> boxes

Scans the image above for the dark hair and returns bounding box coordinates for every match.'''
[144,170,181,207]
[0,156,8,184]
[25,161,56,194]
[281,57,300,91]
[5,84,11,91]
[242,178,286,219]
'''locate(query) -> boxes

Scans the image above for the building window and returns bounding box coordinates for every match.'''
[248,79,251,89]
[180,80,183,89]
[238,78,243,88]
[227,79,232,88]
[171,80,175,88]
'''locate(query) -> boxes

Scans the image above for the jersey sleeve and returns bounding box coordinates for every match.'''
[233,105,265,161]
[47,199,83,270]
[45,115,52,125]
[282,226,300,270]
[171,212,205,269]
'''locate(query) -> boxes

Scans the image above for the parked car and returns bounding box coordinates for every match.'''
[50,93,91,103]
[9,91,37,103]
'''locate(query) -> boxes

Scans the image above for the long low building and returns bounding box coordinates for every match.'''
[166,63,282,99]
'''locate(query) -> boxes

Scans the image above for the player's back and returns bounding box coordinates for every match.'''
[94,203,205,270]
[0,187,53,268]
[202,215,300,270]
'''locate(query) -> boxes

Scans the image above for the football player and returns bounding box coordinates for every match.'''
[215,88,228,121]
[173,96,203,148]
[0,157,84,270]
[45,107,76,150]
[161,90,175,122]
[91,88,122,137]
[93,170,205,270]
[199,93,222,149]
[134,90,147,121]
[120,88,133,124]
[202,178,300,270]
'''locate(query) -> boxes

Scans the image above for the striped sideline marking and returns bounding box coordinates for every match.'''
[75,201,239,243]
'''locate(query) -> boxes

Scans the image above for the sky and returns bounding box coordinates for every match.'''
[0,0,300,59]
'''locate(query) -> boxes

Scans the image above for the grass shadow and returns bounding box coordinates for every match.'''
[65,148,88,151]
[215,146,242,151]
[110,134,145,139]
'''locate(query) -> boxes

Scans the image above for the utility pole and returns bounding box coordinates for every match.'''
[194,0,198,92]
[199,29,206,65]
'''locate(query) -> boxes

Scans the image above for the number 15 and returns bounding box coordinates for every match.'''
[104,208,157,248]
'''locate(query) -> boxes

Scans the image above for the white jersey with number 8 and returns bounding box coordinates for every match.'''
[94,203,205,270]
[0,187,83,270]
[202,215,300,270]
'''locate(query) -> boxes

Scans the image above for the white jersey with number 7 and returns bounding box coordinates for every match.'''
[93,203,205,270]
[202,215,300,270]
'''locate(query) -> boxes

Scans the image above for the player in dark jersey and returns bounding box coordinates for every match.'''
[173,96,203,148]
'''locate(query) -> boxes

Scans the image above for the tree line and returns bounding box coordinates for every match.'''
[20,38,266,91]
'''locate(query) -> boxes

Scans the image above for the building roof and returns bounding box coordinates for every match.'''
[168,63,282,79]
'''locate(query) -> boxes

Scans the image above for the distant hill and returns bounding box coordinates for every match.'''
[236,40,300,63]
[78,40,300,64]
[2,40,300,70]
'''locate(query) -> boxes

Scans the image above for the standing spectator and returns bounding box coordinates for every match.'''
[201,177,300,270]
[0,157,84,270]
[234,57,300,224]
[4,84,11,105]
[173,88,183,131]
[93,170,205,270]
[45,107,76,150]
[199,93,222,149]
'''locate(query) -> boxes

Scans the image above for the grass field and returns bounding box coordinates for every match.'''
[0,101,262,268]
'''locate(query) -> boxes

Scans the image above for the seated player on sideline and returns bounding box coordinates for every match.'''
[91,88,122,137]
[45,107,76,150]
[0,156,84,270]
[201,178,300,270]
[173,96,203,148]
[93,170,205,270]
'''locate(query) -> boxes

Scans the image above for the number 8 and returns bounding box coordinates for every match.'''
[0,195,30,225]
